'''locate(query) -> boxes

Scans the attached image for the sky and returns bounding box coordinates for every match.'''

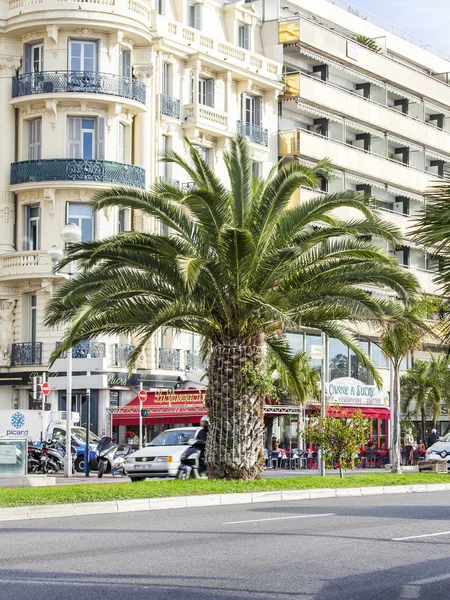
[342,0,450,54]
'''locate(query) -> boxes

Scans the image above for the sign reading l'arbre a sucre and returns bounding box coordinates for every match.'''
[326,378,389,407]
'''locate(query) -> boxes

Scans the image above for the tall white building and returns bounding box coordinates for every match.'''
[0,0,282,434]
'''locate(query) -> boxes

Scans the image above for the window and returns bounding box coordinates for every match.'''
[198,78,214,107]
[29,294,37,344]
[69,40,97,72]
[67,117,104,160]
[194,145,209,165]
[120,50,131,79]
[68,203,94,242]
[24,206,40,251]
[243,94,262,126]
[118,209,127,233]
[370,343,388,369]
[118,123,125,163]
[350,340,369,383]
[238,24,250,50]
[251,161,260,178]
[329,338,349,380]
[157,0,163,15]
[24,42,43,74]
[285,332,304,354]
[305,333,322,374]
[28,118,41,160]
[188,2,202,30]
[162,62,171,96]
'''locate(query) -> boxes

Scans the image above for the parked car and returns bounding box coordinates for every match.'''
[426,433,450,462]
[124,427,201,480]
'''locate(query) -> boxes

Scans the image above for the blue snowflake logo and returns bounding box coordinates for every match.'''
[11,412,25,429]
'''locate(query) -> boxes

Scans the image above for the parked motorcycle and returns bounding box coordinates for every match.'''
[27,444,44,473]
[96,437,132,478]
[175,438,206,480]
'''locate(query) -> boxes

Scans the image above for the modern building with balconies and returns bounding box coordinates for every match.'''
[0,0,282,438]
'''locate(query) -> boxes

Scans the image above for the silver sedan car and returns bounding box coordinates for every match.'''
[124,427,202,480]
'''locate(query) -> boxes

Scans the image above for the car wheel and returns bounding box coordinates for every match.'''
[74,456,84,473]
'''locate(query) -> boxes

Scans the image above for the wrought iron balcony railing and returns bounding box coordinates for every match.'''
[158,176,180,187]
[56,341,106,359]
[237,121,269,147]
[12,71,146,104]
[158,348,181,370]
[160,94,181,119]
[11,342,42,366]
[185,350,207,372]
[11,159,146,189]
[110,343,135,367]
[181,182,198,193]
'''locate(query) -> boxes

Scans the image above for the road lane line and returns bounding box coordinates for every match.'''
[393,531,450,541]
[224,513,335,525]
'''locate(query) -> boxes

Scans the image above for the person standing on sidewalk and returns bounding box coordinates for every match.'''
[404,429,415,466]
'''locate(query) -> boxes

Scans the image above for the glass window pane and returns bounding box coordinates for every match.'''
[350,341,369,383]
[84,44,94,59]
[82,132,93,159]
[81,218,93,242]
[82,119,95,129]
[285,333,304,354]
[305,333,321,375]
[329,338,349,380]
[69,203,92,217]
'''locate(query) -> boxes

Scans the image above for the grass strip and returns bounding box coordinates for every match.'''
[0,473,448,508]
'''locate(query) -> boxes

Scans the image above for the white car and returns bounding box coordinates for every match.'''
[124,427,202,480]
[426,433,450,462]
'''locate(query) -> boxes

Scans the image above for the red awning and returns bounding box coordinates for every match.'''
[306,406,390,420]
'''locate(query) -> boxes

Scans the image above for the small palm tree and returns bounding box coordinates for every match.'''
[45,137,418,479]
[401,360,441,447]
[356,35,381,53]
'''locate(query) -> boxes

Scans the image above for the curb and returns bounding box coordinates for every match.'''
[0,483,450,522]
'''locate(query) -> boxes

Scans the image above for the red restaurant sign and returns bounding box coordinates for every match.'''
[129,389,206,407]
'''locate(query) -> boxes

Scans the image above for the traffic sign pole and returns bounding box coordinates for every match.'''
[139,384,145,449]
[41,377,49,442]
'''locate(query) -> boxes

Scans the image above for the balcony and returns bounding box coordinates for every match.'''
[158,176,180,187]
[183,104,229,136]
[237,121,268,147]
[12,71,146,105]
[185,350,207,372]
[56,341,106,359]
[284,72,450,156]
[110,343,135,367]
[10,159,146,189]
[0,251,53,281]
[401,265,440,295]
[279,129,432,192]
[163,21,280,87]
[160,94,180,119]
[11,342,42,366]
[158,348,181,370]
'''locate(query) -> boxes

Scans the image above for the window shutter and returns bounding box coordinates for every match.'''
[244,26,250,50]
[68,117,82,159]
[97,116,105,160]
[36,119,41,160]
[23,44,31,74]
[206,79,214,108]
[95,40,101,73]
[194,3,202,30]
[118,123,125,163]
[255,96,262,127]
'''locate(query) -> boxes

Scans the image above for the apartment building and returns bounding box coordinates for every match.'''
[0,0,282,435]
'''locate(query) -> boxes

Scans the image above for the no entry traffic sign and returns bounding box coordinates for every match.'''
[41,382,50,396]
[138,389,147,403]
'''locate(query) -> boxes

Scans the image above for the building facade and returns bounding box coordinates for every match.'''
[0,0,282,435]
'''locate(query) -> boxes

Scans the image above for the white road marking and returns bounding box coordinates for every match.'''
[224,513,335,525]
[393,530,450,541]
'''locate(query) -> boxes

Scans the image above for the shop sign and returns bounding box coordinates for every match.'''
[109,391,119,408]
[326,377,389,407]
[309,345,323,360]
[145,389,206,406]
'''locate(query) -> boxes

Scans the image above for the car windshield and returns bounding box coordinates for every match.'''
[438,432,450,442]
[149,429,196,446]
[71,427,101,443]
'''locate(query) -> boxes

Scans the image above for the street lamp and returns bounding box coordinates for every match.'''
[48,222,82,478]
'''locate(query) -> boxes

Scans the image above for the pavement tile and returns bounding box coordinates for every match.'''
[407,484,428,493]
[425,483,448,492]
[360,487,384,496]
[186,495,221,508]
[27,504,76,519]
[335,488,362,498]
[309,488,336,499]
[73,501,118,515]
[0,506,31,521]
[281,490,311,501]
[383,485,408,494]
[219,493,254,505]
[117,499,151,512]
[150,497,188,510]
[251,491,283,503]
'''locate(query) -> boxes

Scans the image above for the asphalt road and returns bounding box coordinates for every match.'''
[1,492,450,599]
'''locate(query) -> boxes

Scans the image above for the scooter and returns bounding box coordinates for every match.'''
[96,437,132,478]
[175,438,206,480]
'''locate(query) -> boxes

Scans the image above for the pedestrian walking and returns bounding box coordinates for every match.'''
[427,428,439,447]
[404,428,415,466]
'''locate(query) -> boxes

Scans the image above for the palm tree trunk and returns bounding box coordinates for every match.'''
[391,361,403,474]
[206,343,265,480]
[421,407,427,448]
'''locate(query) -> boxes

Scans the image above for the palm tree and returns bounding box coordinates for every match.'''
[379,301,433,473]
[45,137,419,479]
[401,360,441,447]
